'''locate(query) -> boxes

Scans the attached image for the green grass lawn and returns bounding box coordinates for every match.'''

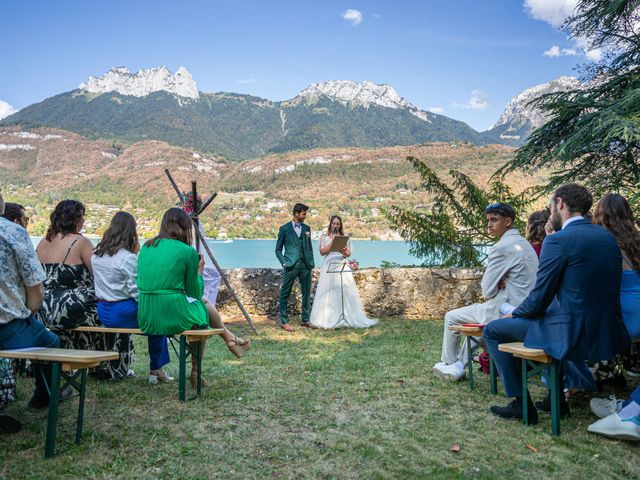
[1,319,638,479]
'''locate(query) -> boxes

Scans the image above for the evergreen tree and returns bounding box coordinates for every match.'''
[384,156,537,267]
[498,0,640,206]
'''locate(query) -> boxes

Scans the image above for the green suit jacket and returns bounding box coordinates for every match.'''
[275,221,315,270]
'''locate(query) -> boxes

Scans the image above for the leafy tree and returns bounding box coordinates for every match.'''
[385,156,537,267]
[497,0,640,206]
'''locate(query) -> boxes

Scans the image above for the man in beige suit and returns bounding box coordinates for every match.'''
[433,203,539,381]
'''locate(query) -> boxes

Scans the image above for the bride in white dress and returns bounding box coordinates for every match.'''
[309,215,378,329]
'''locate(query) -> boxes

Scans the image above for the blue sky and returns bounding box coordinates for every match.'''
[0,0,589,131]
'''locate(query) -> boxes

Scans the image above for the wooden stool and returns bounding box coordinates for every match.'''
[498,342,561,436]
[448,325,497,394]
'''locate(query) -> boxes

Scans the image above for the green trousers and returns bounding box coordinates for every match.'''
[279,259,312,324]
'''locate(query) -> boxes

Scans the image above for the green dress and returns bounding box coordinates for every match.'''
[137,238,208,335]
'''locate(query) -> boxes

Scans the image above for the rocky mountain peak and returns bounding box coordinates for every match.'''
[79,66,199,99]
[493,76,582,131]
[297,80,431,122]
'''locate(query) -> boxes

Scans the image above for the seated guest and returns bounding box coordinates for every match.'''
[92,211,172,384]
[588,385,640,441]
[433,203,539,381]
[0,193,60,422]
[1,202,29,229]
[0,203,28,431]
[591,193,640,384]
[137,208,250,388]
[525,209,550,258]
[483,184,630,423]
[35,200,133,379]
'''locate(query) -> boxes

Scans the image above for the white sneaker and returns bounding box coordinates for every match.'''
[590,396,624,419]
[432,362,466,381]
[587,413,640,441]
[148,369,175,385]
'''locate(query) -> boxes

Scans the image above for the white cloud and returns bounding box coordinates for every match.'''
[238,78,255,84]
[452,90,489,110]
[428,107,444,114]
[0,100,18,120]
[525,1,604,62]
[523,0,578,28]
[543,45,577,57]
[585,48,602,61]
[341,9,363,26]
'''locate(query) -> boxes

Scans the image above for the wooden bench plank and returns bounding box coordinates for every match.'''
[498,342,552,363]
[448,325,484,335]
[73,326,142,334]
[72,326,224,337]
[0,348,119,364]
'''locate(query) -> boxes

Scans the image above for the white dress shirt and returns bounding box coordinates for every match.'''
[292,220,302,238]
[92,248,138,301]
[562,215,584,229]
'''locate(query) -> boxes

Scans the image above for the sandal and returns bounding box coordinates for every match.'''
[189,372,207,389]
[226,335,250,358]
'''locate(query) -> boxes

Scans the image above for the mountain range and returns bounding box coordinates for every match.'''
[1,66,581,160]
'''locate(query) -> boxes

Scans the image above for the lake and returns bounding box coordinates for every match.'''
[30,238,422,269]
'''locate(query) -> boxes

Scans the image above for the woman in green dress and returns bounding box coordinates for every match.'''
[138,208,249,387]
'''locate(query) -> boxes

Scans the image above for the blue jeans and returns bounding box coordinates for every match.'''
[97,299,169,370]
[0,315,60,403]
[483,317,594,398]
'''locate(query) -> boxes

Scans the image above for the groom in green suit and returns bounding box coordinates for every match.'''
[275,203,317,332]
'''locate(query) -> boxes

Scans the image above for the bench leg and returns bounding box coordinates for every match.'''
[467,337,474,390]
[75,369,88,444]
[549,360,561,436]
[179,336,187,402]
[196,340,202,397]
[45,362,61,459]
[489,356,497,395]
[521,359,529,426]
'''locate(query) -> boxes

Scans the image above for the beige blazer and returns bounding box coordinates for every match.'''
[477,229,539,323]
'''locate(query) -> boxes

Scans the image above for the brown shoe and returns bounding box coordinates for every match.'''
[281,323,295,332]
[301,322,319,329]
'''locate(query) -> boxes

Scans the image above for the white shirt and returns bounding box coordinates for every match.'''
[562,215,584,229]
[292,220,302,238]
[92,248,138,301]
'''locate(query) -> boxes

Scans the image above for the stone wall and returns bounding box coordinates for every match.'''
[216,268,484,322]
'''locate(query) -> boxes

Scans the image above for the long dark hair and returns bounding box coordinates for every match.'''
[94,211,139,257]
[327,215,344,235]
[146,208,193,248]
[45,200,85,241]
[526,209,550,244]
[594,193,640,270]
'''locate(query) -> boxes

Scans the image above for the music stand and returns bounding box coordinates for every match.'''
[327,261,355,328]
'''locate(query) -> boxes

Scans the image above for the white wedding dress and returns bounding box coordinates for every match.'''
[309,234,378,329]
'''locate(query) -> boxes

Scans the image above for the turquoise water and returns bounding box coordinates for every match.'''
[30,238,422,269]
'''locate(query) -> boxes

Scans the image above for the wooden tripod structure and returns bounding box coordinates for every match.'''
[164,169,257,333]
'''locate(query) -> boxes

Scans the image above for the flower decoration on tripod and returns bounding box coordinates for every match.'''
[176,191,203,217]
[347,259,359,270]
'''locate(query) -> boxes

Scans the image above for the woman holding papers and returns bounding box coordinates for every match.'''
[309,215,377,329]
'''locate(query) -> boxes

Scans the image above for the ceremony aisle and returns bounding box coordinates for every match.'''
[1,320,638,479]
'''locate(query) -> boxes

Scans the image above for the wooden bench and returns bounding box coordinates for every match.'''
[447,325,497,394]
[0,347,118,458]
[71,326,224,401]
[498,342,561,436]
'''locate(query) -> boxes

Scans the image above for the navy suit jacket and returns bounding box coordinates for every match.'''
[513,219,630,361]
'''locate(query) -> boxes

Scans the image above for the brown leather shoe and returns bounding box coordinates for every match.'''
[281,323,295,332]
[301,322,319,329]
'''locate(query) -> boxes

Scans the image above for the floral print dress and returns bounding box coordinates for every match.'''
[36,239,134,379]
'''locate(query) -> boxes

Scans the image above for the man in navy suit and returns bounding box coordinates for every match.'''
[483,184,630,423]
